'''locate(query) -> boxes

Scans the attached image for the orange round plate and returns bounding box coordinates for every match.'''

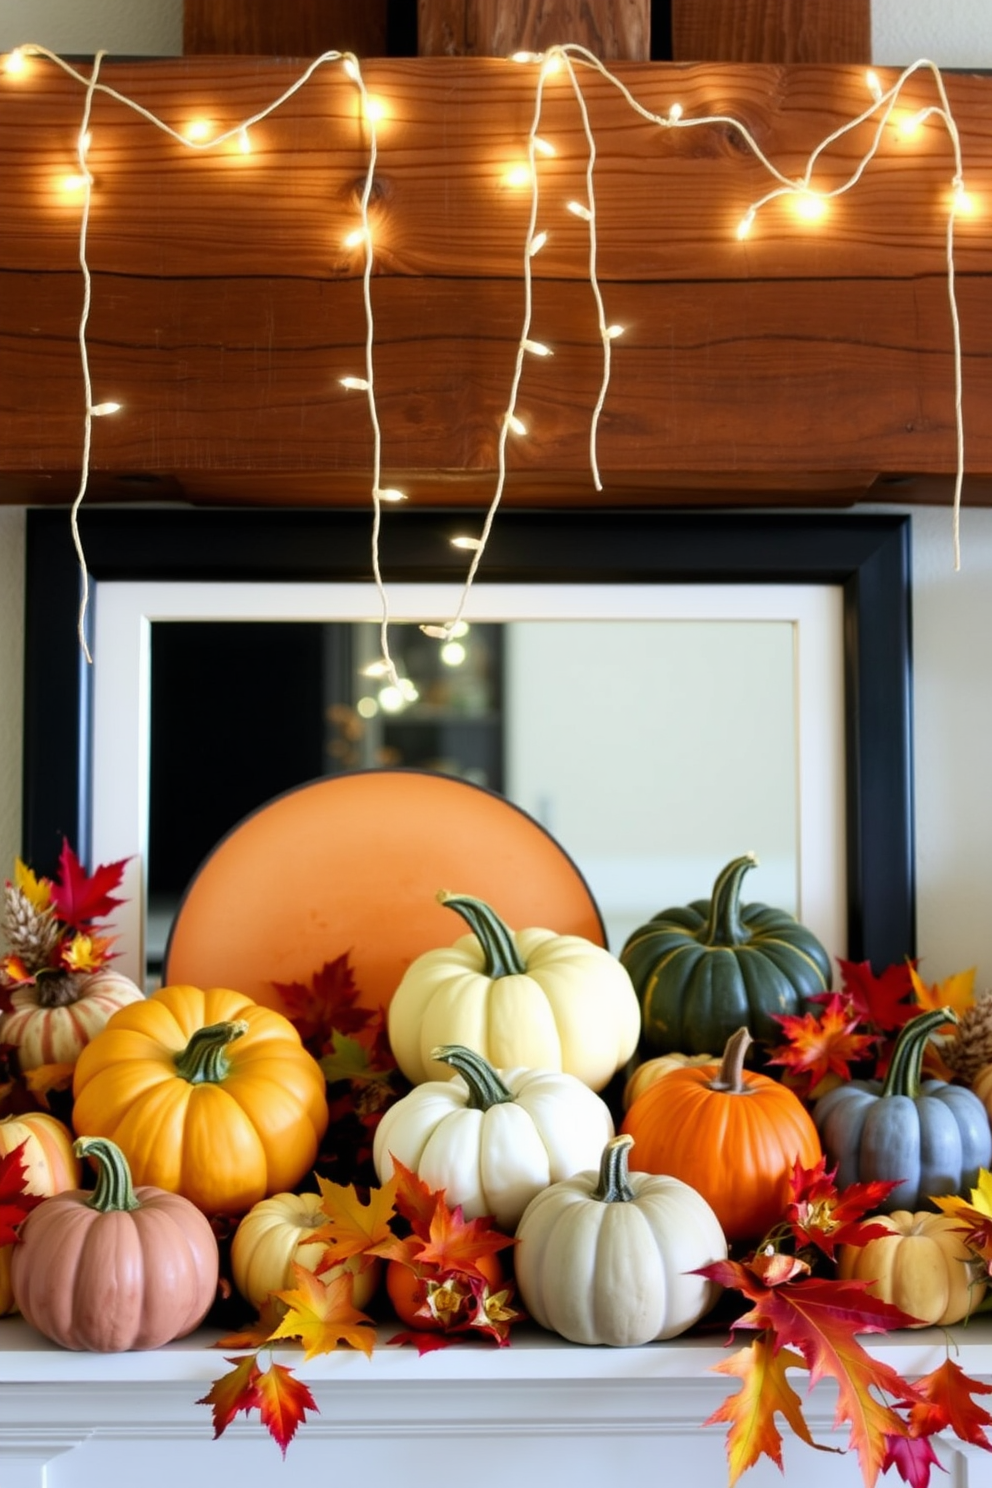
[163,769,605,1015]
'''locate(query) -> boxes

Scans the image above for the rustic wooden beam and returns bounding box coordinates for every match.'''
[417,0,651,61]
[183,1,390,59]
[0,55,988,507]
[671,0,871,64]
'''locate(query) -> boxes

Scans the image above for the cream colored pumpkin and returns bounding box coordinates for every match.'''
[0,1111,82,1315]
[230,1190,380,1313]
[514,1133,727,1347]
[622,1052,714,1111]
[837,1210,986,1326]
[373,1044,615,1230]
[0,967,145,1072]
[387,892,640,1091]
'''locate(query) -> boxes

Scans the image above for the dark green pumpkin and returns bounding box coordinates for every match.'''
[620,854,832,1055]
[813,1007,992,1211]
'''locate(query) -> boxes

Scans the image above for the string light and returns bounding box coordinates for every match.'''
[238,127,251,154]
[4,48,28,76]
[184,119,213,142]
[529,231,548,255]
[340,375,370,391]
[451,535,483,550]
[791,189,829,223]
[504,163,532,188]
[567,199,592,221]
[522,338,552,356]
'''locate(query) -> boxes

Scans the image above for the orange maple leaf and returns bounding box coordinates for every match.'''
[270,1263,376,1359]
[213,1298,286,1350]
[307,1174,398,1267]
[906,1357,992,1452]
[706,1337,819,1482]
[930,1191,992,1270]
[769,994,877,1093]
[255,1360,319,1457]
[414,1193,517,1281]
[909,962,976,1026]
[390,1155,443,1239]
[197,1353,263,1439]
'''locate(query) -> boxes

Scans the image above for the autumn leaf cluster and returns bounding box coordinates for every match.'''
[0,841,128,996]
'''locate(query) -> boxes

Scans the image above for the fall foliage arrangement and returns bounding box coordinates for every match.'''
[3,848,992,1484]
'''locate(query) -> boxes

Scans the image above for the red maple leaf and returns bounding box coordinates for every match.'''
[906,1357,992,1452]
[825,958,918,1032]
[271,952,371,1049]
[390,1156,444,1241]
[880,1432,944,1488]
[768,994,878,1095]
[784,1156,902,1259]
[197,1353,263,1439]
[0,1140,46,1244]
[255,1360,318,1457]
[48,839,128,930]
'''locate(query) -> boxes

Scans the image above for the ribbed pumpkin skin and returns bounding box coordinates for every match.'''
[837,1211,986,1326]
[230,1191,380,1313]
[10,1183,219,1350]
[71,985,329,1216]
[0,969,145,1072]
[620,1057,822,1243]
[0,1112,82,1316]
[621,857,832,1055]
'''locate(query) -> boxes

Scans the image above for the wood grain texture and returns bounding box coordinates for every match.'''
[183,0,389,58]
[417,0,651,60]
[1,55,988,505]
[671,0,870,64]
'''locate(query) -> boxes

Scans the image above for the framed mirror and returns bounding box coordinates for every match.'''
[23,506,914,986]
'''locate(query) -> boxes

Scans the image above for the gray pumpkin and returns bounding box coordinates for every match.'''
[813,1007,992,1211]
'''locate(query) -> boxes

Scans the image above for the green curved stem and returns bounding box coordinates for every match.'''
[173,1019,248,1084]
[701,854,758,947]
[590,1134,636,1204]
[74,1136,140,1213]
[880,1006,958,1100]
[431,1044,515,1109]
[437,891,527,978]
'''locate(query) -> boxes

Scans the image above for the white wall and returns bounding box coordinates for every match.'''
[2,2,992,983]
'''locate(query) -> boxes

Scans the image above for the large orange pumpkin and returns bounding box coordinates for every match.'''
[620,1027,822,1243]
[71,984,329,1216]
[0,1112,82,1314]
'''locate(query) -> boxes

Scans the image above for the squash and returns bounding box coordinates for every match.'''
[622,1052,714,1111]
[387,891,640,1091]
[231,1191,380,1314]
[620,854,832,1055]
[10,1135,219,1350]
[71,983,329,1216]
[620,1026,822,1243]
[372,1043,615,1230]
[513,1133,726,1346]
[837,1210,987,1327]
[0,1112,82,1314]
[813,1007,992,1211]
[0,967,144,1073]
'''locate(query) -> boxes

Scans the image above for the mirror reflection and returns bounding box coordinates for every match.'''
[148,618,798,968]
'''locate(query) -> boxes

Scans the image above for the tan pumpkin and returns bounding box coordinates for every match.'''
[622,1052,714,1111]
[837,1210,987,1327]
[0,1111,82,1314]
[0,967,144,1073]
[231,1191,380,1314]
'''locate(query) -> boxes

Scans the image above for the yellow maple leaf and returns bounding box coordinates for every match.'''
[706,1337,818,1483]
[13,860,51,912]
[307,1173,398,1265]
[60,933,113,972]
[270,1263,376,1360]
[909,963,976,1025]
[23,1062,75,1108]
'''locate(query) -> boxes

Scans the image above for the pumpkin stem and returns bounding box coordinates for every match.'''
[590,1134,636,1204]
[431,1044,515,1109]
[437,891,527,979]
[74,1136,140,1213]
[31,969,84,1008]
[700,854,758,947]
[173,1019,249,1084]
[880,1007,958,1101]
[708,1026,754,1093]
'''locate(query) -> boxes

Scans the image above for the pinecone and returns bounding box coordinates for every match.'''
[1,881,62,974]
[943,988,992,1084]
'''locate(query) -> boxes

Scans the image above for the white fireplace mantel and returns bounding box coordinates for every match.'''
[1,1318,990,1488]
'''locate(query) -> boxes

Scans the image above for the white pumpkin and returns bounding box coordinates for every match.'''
[386,891,641,1091]
[373,1043,615,1230]
[514,1133,727,1346]
[0,968,145,1072]
[230,1191,380,1314]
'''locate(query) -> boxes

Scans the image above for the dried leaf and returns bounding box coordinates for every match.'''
[270,1263,376,1359]
[0,1140,45,1244]
[415,1193,517,1281]
[196,1353,263,1439]
[308,1173,398,1264]
[59,932,115,973]
[785,1156,902,1259]
[930,1189,992,1270]
[272,953,370,1049]
[906,1357,992,1452]
[390,1155,443,1240]
[706,1337,819,1482]
[48,839,128,930]
[909,962,976,1027]
[255,1360,319,1457]
[12,860,51,912]
[23,1061,75,1107]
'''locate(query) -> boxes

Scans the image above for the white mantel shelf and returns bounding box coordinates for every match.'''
[1,1319,990,1488]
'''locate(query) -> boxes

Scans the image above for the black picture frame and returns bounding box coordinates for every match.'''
[23,505,915,969]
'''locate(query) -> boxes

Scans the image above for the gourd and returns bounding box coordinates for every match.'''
[71,983,329,1216]
[372,1044,615,1230]
[513,1133,726,1347]
[10,1136,219,1350]
[620,854,832,1055]
[231,1191,380,1313]
[387,891,640,1092]
[0,1112,82,1314]
[837,1210,986,1327]
[0,967,144,1073]
[622,1052,714,1111]
[621,1027,822,1243]
[813,1007,992,1211]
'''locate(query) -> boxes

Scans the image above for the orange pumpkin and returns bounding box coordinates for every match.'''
[71,984,329,1216]
[620,1027,822,1243]
[0,1112,82,1314]
[386,1252,503,1333]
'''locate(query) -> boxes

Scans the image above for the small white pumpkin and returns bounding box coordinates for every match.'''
[373,1043,615,1231]
[514,1133,727,1347]
[230,1190,380,1314]
[0,967,145,1072]
[387,891,641,1091]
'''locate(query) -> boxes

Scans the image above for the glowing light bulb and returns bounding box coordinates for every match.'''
[792,190,828,223]
[866,70,883,103]
[952,183,976,216]
[541,53,562,77]
[362,659,391,678]
[364,97,386,123]
[736,208,756,240]
[505,413,527,436]
[356,696,378,719]
[344,227,370,249]
[522,338,552,357]
[511,51,541,64]
[421,624,451,640]
[60,173,89,195]
[529,231,548,256]
[451,535,483,551]
[441,640,467,667]
[505,163,532,188]
[534,137,556,158]
[184,119,214,143]
[238,128,251,154]
[375,487,408,503]
[78,132,92,157]
[90,401,121,416]
[567,200,592,222]
[378,684,405,713]
[605,324,625,340]
[4,48,27,77]
[340,376,370,391]
[668,103,684,123]
[897,111,924,140]
[343,57,361,81]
